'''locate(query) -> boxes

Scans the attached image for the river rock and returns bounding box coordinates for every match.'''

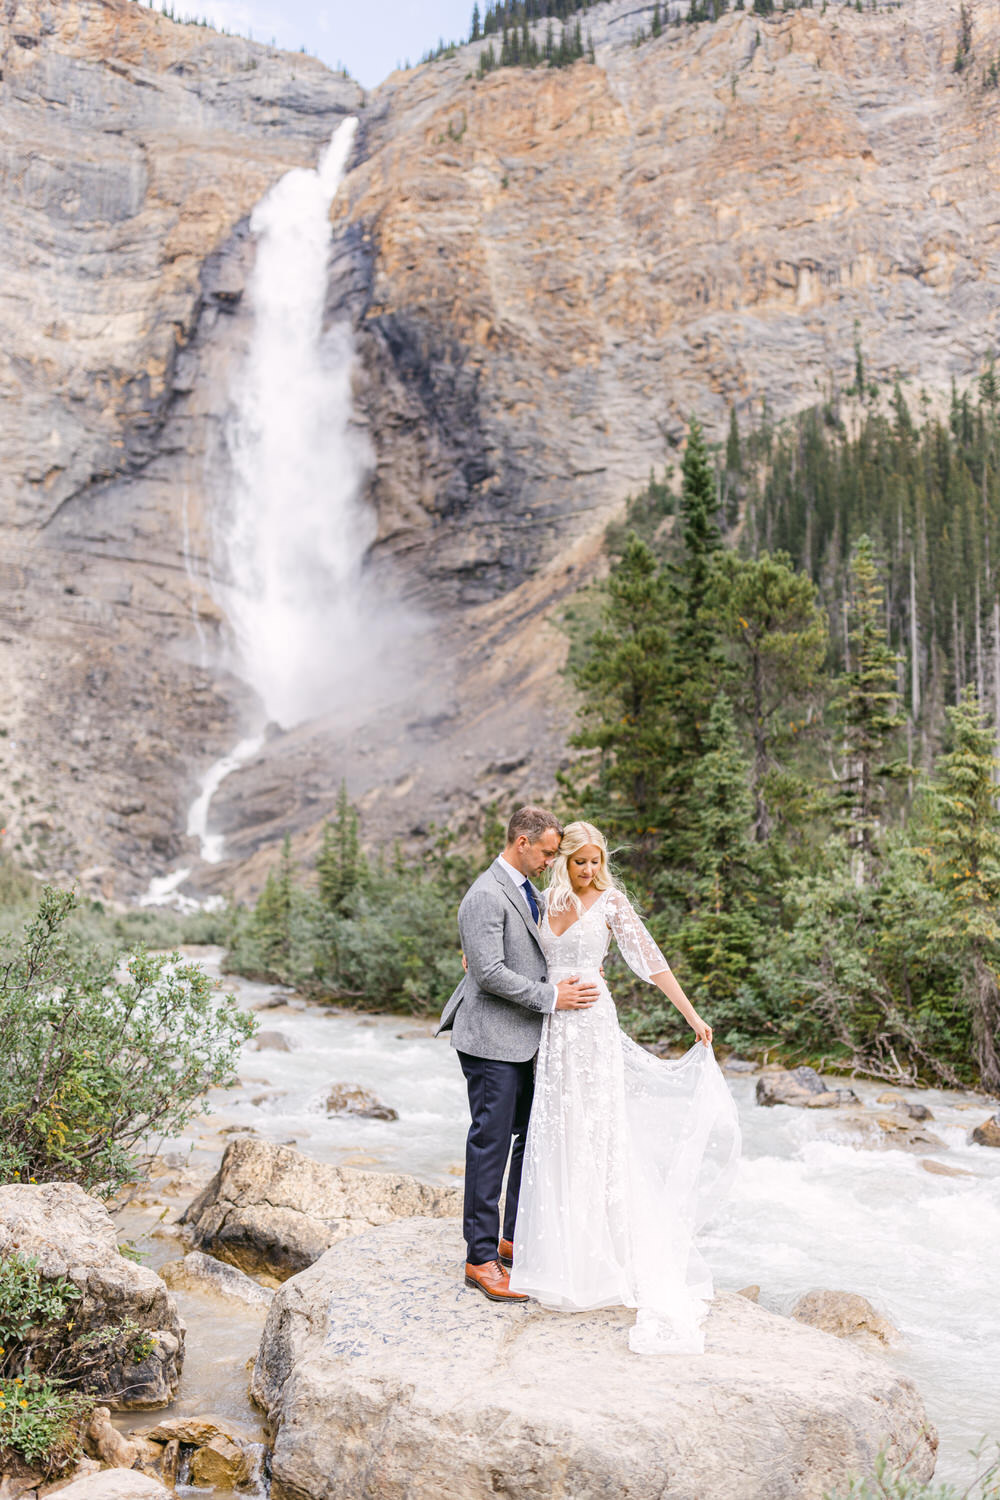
[0,1183,183,1409]
[251,1218,936,1500]
[755,1067,859,1109]
[325,1084,399,1121]
[181,1136,461,1281]
[791,1290,899,1347]
[189,1436,253,1490]
[40,1475,171,1500]
[253,1030,293,1052]
[920,1158,974,1179]
[970,1113,1000,1148]
[829,1113,948,1155]
[896,1101,935,1122]
[142,1413,258,1448]
[82,1407,137,1469]
[158,1251,274,1308]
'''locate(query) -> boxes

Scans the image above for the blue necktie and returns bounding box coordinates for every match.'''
[521,878,540,924]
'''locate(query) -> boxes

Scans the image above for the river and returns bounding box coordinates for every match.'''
[123,950,1000,1494]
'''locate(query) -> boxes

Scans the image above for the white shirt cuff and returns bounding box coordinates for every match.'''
[547,983,557,1013]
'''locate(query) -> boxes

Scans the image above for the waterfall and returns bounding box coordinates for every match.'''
[218,113,374,730]
[142,116,378,902]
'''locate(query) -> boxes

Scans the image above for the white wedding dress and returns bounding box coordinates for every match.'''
[508,887,740,1354]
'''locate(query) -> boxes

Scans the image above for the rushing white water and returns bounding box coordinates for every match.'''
[164,953,1000,1491]
[217,114,375,730]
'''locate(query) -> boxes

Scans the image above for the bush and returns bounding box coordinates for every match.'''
[825,1441,1000,1498]
[0,1252,91,1480]
[0,887,256,1192]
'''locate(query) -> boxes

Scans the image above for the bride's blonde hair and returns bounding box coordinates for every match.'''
[546,820,620,913]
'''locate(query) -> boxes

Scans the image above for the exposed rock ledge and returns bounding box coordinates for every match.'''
[251,1218,937,1500]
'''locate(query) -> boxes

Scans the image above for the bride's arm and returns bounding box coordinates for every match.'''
[649,967,713,1048]
[606,890,713,1047]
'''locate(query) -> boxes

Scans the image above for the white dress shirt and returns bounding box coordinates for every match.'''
[495,854,557,1012]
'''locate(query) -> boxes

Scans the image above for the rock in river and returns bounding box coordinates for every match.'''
[251,1218,937,1500]
[756,1066,859,1108]
[970,1113,1000,1148]
[791,1290,899,1347]
[325,1084,398,1121]
[158,1250,274,1308]
[0,1183,182,1409]
[182,1136,461,1281]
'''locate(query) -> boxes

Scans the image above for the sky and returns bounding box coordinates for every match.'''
[140,0,476,88]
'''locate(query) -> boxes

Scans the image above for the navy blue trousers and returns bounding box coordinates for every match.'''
[458,1050,535,1266]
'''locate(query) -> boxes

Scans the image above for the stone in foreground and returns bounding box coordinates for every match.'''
[251,1219,937,1500]
[182,1136,460,1281]
[40,1472,171,1499]
[0,1183,183,1409]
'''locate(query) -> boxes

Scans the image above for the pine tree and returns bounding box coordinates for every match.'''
[833,535,906,880]
[471,1,482,39]
[250,834,295,974]
[707,550,828,841]
[569,534,675,863]
[922,686,1000,1089]
[317,782,365,915]
[678,418,722,636]
[673,693,760,1010]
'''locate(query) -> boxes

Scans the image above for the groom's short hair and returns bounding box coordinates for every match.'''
[506,805,563,846]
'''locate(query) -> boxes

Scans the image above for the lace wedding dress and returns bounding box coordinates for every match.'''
[508,887,740,1354]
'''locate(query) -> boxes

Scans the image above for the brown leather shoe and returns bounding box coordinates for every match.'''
[498,1237,514,1269]
[464,1259,527,1302]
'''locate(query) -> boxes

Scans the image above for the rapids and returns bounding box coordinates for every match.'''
[132,952,999,1492]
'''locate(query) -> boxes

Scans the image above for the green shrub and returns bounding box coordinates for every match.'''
[825,1441,1000,1498]
[0,887,256,1192]
[0,1372,91,1477]
[0,1252,91,1479]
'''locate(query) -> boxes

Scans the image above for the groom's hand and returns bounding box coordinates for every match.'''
[555,976,599,1010]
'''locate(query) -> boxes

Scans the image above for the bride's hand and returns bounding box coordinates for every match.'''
[692,1015,713,1047]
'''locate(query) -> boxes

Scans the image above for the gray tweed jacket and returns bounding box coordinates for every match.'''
[436,861,553,1063]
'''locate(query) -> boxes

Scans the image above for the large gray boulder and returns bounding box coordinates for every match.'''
[251,1219,937,1500]
[181,1136,460,1281]
[756,1066,859,1108]
[0,1183,183,1409]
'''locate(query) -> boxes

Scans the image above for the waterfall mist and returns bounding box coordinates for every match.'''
[218,115,387,730]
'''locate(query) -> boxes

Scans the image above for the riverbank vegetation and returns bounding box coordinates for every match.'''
[0,888,254,1192]
[226,374,1000,1095]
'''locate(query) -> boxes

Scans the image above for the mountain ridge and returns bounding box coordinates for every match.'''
[1,0,998,898]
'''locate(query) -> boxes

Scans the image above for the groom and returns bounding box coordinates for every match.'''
[437,805,599,1302]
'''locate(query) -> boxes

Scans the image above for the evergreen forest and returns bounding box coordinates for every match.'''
[227,373,1000,1097]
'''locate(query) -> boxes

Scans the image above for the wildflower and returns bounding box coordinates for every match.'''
[19,1399,27,1410]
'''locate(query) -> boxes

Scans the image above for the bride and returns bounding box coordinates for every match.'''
[507,821,740,1354]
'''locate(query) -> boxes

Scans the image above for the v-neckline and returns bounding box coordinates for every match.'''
[544,888,607,939]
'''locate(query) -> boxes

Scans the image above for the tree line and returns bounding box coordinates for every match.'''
[229,377,1000,1095]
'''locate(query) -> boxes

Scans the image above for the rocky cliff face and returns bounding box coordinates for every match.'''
[1,0,998,898]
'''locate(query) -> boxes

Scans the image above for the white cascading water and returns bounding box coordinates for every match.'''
[142,116,372,900]
[218,113,374,731]
[162,959,1000,1491]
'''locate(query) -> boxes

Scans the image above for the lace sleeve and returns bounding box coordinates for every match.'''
[605,889,671,983]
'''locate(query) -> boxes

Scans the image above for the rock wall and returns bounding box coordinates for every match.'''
[1,0,999,895]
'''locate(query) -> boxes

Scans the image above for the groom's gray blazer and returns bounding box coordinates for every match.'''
[437,862,554,1063]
